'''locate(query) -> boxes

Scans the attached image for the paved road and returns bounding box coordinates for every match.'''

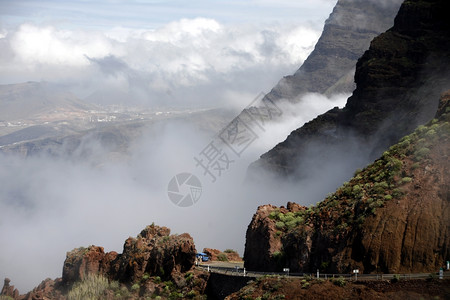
[196,264,450,281]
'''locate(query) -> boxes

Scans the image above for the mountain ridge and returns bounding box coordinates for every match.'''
[249,0,450,185]
[244,90,450,273]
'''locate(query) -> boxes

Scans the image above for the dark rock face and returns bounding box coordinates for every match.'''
[245,91,450,273]
[250,0,450,181]
[266,0,403,100]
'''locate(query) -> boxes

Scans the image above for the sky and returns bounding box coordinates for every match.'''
[0,0,337,107]
[0,0,344,292]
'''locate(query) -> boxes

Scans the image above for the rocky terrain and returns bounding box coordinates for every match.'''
[249,0,450,181]
[203,248,242,262]
[244,91,450,274]
[0,224,209,299]
[227,276,450,300]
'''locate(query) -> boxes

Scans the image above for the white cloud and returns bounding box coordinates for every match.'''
[0,19,321,106]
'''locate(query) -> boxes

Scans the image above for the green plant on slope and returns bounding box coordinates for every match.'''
[67,274,110,300]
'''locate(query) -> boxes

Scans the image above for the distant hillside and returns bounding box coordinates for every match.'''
[244,90,450,273]
[0,82,93,121]
[249,0,450,184]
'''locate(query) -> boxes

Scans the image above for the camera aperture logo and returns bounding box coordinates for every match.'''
[167,92,282,207]
[167,173,202,207]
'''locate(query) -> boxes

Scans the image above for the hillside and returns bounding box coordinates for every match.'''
[249,0,450,183]
[0,82,93,122]
[244,91,450,274]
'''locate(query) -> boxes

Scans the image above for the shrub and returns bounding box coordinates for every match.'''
[391,274,400,283]
[401,177,413,184]
[285,219,298,230]
[332,276,346,287]
[320,261,329,270]
[301,281,310,289]
[384,195,392,201]
[224,249,237,253]
[352,185,363,198]
[131,283,140,291]
[169,291,184,299]
[275,221,286,230]
[392,188,403,198]
[269,211,278,219]
[67,274,110,300]
[272,251,283,260]
[414,147,430,160]
[217,253,228,262]
[109,280,120,290]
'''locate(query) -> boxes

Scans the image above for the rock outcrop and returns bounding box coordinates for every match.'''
[203,248,242,262]
[61,224,196,284]
[1,278,20,299]
[244,91,450,273]
[1,224,200,299]
[249,0,450,187]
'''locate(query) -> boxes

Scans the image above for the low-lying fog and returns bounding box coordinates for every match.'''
[0,92,348,291]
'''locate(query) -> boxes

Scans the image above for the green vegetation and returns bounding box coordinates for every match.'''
[224,249,237,254]
[131,283,140,291]
[267,116,449,242]
[331,276,346,287]
[391,274,401,283]
[67,274,114,300]
[217,253,228,262]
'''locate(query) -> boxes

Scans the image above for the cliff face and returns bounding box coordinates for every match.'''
[244,91,450,273]
[250,0,450,180]
[266,0,403,100]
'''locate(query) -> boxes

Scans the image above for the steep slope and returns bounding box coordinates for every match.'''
[249,0,450,184]
[266,0,403,100]
[244,91,450,273]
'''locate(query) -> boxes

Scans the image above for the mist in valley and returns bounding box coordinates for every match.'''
[0,0,360,292]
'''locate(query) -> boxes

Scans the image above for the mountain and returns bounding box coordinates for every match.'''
[265,0,403,100]
[249,0,450,186]
[0,82,93,122]
[244,90,450,273]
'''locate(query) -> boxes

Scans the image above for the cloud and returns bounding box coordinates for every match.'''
[0,19,321,106]
[0,92,348,292]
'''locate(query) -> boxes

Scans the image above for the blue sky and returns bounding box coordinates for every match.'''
[1,0,336,30]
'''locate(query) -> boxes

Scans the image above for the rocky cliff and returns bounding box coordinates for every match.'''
[244,91,450,273]
[266,0,403,100]
[1,224,208,299]
[249,0,450,182]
